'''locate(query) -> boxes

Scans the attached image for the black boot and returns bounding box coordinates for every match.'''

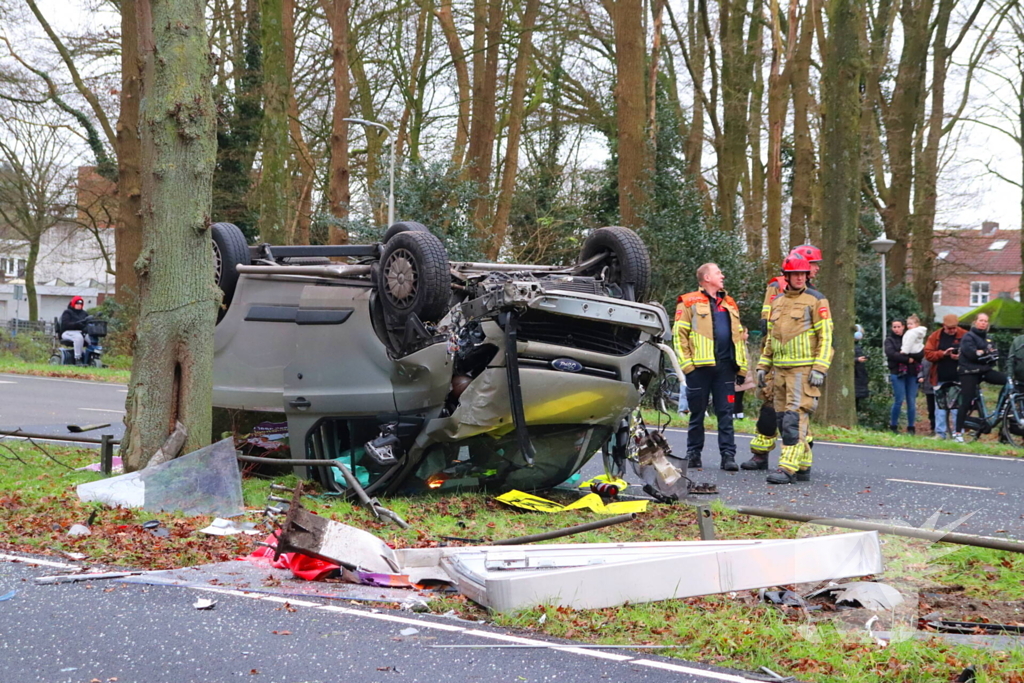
[766,468,797,485]
[720,455,739,472]
[795,467,812,482]
[889,424,898,433]
[741,452,769,470]
[907,426,916,435]
[687,451,703,469]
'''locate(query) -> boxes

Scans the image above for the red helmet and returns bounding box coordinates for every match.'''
[791,244,822,262]
[69,296,84,307]
[781,255,812,273]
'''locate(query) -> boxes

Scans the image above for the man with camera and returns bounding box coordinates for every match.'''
[953,312,1006,443]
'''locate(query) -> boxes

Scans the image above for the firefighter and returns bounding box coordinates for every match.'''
[673,263,748,470]
[756,254,833,484]
[741,244,823,470]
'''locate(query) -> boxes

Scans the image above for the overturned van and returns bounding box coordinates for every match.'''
[211,222,675,496]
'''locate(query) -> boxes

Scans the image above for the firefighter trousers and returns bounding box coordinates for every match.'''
[771,366,819,472]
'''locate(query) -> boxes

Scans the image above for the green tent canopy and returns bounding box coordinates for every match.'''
[959,297,1024,330]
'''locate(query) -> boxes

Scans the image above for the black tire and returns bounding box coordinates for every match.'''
[211,222,249,307]
[48,353,62,366]
[382,221,431,243]
[579,226,651,302]
[1002,397,1024,448]
[377,231,450,324]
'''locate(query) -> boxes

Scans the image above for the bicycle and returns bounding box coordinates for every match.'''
[957,380,1024,447]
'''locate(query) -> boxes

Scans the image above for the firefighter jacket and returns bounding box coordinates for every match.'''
[757,286,834,374]
[673,288,748,376]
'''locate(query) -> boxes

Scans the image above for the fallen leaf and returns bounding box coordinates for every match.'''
[272,630,292,635]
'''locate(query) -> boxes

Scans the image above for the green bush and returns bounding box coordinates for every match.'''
[0,329,51,363]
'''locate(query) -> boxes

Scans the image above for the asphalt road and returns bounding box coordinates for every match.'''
[0,552,757,683]
[0,372,127,441]
[585,425,1024,540]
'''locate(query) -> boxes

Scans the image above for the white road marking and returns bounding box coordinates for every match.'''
[0,553,80,569]
[0,380,17,384]
[80,408,124,414]
[886,478,992,491]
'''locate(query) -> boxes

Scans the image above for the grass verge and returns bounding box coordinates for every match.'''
[1,441,1021,683]
[0,357,130,384]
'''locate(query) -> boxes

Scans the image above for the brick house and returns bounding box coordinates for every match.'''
[932,221,1021,322]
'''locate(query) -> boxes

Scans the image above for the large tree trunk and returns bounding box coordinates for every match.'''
[611,0,649,227]
[745,18,765,257]
[436,0,471,168]
[489,0,541,260]
[123,0,218,471]
[116,0,143,313]
[257,0,290,244]
[321,0,351,243]
[283,0,313,245]
[465,0,503,242]
[817,0,862,428]
[788,4,815,248]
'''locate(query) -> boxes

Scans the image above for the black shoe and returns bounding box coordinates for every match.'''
[767,468,797,485]
[741,453,769,470]
[889,425,898,433]
[687,451,703,469]
[795,467,811,482]
[720,456,739,472]
[907,426,916,435]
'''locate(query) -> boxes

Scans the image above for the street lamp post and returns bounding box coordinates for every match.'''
[343,118,395,227]
[870,233,896,346]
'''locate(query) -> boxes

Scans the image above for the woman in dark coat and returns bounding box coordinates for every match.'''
[884,319,924,433]
[854,325,870,411]
[953,312,1006,442]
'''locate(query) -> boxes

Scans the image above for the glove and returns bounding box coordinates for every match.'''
[756,369,767,388]
[809,369,826,387]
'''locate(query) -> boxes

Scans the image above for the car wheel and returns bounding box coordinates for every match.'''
[377,231,450,324]
[211,222,249,308]
[578,226,651,302]
[382,221,432,244]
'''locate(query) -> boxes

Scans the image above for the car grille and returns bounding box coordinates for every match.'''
[539,277,606,296]
[517,310,642,356]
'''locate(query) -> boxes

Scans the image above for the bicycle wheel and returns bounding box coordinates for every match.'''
[1000,395,1024,448]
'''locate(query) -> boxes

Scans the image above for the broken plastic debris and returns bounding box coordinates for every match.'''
[0,590,16,601]
[199,518,260,536]
[399,627,419,636]
[67,524,91,537]
[76,438,244,517]
[805,581,904,611]
[193,598,217,610]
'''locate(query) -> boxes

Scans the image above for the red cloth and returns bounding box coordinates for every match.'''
[245,535,340,581]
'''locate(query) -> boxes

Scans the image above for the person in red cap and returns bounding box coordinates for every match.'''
[60,296,90,364]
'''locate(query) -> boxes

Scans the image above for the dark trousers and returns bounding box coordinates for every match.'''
[686,364,736,458]
[734,390,745,415]
[956,369,1008,432]
[925,393,936,432]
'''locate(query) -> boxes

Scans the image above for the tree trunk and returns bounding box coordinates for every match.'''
[24,239,39,321]
[611,0,649,227]
[647,0,666,147]
[116,0,143,312]
[258,0,290,244]
[283,0,313,245]
[348,35,385,226]
[436,0,471,168]
[746,18,765,257]
[788,4,814,248]
[321,0,351,243]
[717,0,758,233]
[122,0,218,471]
[817,0,862,427]
[489,0,541,260]
[397,0,431,163]
[465,0,503,241]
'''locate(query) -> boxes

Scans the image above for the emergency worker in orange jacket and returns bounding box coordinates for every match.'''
[673,263,748,470]
[742,244,822,471]
[756,255,834,484]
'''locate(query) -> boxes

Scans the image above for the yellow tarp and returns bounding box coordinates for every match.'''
[496,489,648,515]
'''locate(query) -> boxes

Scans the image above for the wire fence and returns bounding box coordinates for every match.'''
[3,319,52,336]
